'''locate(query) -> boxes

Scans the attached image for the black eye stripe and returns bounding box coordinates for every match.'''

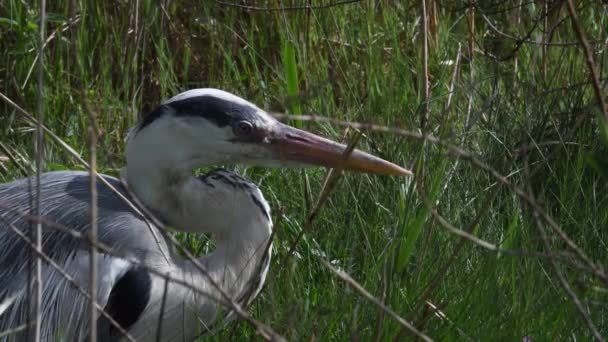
[169,96,233,127]
[137,95,257,132]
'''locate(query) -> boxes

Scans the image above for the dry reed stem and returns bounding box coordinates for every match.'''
[421,0,430,130]
[83,98,99,342]
[0,143,29,177]
[320,258,433,342]
[33,1,46,339]
[216,0,360,11]
[284,130,361,261]
[566,0,608,122]
[21,15,82,90]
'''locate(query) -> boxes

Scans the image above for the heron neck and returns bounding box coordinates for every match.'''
[125,157,273,301]
[132,227,273,342]
[124,120,222,230]
[123,165,189,228]
[205,227,272,300]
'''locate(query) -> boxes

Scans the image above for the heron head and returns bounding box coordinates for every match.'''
[128,88,411,176]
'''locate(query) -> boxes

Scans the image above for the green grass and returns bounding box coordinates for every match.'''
[1,1,607,340]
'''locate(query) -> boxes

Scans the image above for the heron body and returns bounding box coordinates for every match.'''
[0,89,410,341]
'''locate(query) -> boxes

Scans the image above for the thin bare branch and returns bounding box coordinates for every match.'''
[22,15,82,90]
[480,14,581,47]
[413,189,500,311]
[0,143,29,177]
[0,322,33,339]
[444,43,461,114]
[467,0,474,60]
[284,130,361,261]
[421,0,430,130]
[566,0,608,122]
[83,98,99,342]
[424,301,473,340]
[319,258,433,342]
[415,173,498,251]
[216,0,360,11]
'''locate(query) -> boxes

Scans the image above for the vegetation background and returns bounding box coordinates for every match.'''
[1,0,607,340]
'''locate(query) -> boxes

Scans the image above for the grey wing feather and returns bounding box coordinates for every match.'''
[0,171,171,341]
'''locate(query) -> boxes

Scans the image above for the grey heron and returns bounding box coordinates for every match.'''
[0,88,410,341]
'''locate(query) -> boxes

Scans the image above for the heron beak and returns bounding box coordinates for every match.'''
[269,123,412,176]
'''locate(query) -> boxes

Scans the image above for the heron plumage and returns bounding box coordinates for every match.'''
[0,170,272,341]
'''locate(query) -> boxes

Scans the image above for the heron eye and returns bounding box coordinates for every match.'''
[234,120,254,137]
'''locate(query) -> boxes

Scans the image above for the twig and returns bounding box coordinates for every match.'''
[319,258,433,342]
[33,1,47,339]
[427,205,497,250]
[0,322,33,339]
[513,0,522,83]
[421,0,430,131]
[415,169,500,251]
[284,130,361,261]
[83,98,99,342]
[444,43,461,114]
[22,15,82,90]
[216,0,360,11]
[423,301,473,340]
[413,189,500,312]
[0,143,29,177]
[480,14,580,47]
[566,0,608,122]
[513,141,581,157]
[467,0,474,60]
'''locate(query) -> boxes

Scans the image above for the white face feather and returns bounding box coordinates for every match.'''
[126,88,278,173]
[125,89,277,234]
